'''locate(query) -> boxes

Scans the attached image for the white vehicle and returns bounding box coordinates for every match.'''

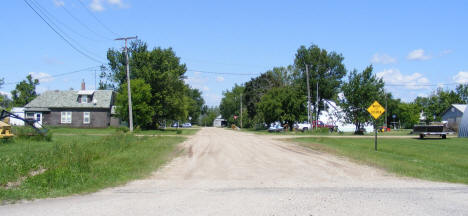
[295,122,312,132]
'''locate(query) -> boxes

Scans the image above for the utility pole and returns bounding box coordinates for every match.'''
[240,93,243,128]
[316,77,319,130]
[305,65,312,127]
[385,92,388,127]
[115,36,138,132]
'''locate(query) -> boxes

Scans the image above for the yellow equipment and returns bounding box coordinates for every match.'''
[0,121,14,139]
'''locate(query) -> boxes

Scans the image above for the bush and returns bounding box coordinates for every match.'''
[116,126,129,133]
[11,126,52,141]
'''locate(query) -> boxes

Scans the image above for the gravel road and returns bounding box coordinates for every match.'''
[1,127,467,215]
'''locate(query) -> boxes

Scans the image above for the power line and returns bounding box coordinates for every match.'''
[77,0,121,37]
[61,5,113,41]
[3,66,101,86]
[23,0,105,64]
[28,0,106,62]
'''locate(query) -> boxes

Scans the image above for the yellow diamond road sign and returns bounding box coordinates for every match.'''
[367,101,385,119]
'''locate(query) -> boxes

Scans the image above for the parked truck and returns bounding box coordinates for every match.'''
[295,121,337,132]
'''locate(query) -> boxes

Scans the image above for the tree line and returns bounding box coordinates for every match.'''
[219,44,468,132]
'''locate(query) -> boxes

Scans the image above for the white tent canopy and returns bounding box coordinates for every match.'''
[317,100,374,133]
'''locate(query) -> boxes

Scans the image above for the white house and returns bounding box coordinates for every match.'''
[9,107,25,126]
[318,100,374,133]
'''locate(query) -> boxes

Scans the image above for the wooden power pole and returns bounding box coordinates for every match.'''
[115,36,138,132]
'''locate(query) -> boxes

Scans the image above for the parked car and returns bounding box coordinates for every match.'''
[268,123,284,132]
[171,122,179,128]
[182,123,192,128]
[295,121,337,132]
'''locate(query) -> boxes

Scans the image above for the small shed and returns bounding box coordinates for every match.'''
[9,107,25,126]
[213,115,226,127]
[459,106,468,138]
[441,104,466,132]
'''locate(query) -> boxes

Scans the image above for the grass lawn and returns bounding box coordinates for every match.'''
[49,127,199,136]
[0,133,185,202]
[293,137,468,184]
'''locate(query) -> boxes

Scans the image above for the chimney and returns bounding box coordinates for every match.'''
[81,79,85,90]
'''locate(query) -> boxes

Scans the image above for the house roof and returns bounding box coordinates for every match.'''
[25,90,114,109]
[453,104,467,113]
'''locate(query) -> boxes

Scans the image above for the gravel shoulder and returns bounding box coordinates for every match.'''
[1,127,467,216]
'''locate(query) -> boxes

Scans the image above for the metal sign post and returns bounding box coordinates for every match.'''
[367,101,386,151]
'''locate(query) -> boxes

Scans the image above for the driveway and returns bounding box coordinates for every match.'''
[1,127,467,215]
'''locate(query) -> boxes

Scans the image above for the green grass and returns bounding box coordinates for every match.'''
[0,133,185,202]
[49,127,199,136]
[241,127,417,137]
[293,137,468,184]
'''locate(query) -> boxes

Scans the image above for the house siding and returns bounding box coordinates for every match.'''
[42,108,111,128]
[442,108,464,131]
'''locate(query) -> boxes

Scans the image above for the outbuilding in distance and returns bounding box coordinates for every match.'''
[441,104,467,132]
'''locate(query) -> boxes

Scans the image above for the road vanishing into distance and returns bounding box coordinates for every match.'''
[2,127,468,215]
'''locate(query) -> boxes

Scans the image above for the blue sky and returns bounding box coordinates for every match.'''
[1,0,468,106]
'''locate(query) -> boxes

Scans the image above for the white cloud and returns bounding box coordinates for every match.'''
[371,53,396,64]
[407,49,431,61]
[53,0,65,7]
[0,91,11,99]
[377,69,430,90]
[453,71,468,84]
[90,0,127,11]
[29,72,54,83]
[216,76,225,82]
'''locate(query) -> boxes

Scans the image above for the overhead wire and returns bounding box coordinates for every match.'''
[61,5,113,41]
[3,66,101,86]
[77,0,121,38]
[25,0,106,63]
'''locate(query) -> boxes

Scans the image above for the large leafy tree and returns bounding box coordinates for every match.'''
[257,87,305,129]
[414,88,463,123]
[104,40,200,128]
[219,84,245,126]
[199,106,220,126]
[294,44,347,116]
[116,79,154,129]
[339,65,385,132]
[11,75,39,107]
[244,66,294,119]
[456,84,468,103]
[186,88,205,123]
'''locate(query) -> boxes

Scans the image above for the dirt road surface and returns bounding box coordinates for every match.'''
[2,127,467,215]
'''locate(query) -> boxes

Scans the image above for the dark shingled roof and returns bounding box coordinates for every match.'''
[25,90,113,109]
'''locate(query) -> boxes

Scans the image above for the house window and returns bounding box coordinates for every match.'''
[83,112,90,124]
[61,111,72,124]
[26,112,34,120]
[81,95,88,103]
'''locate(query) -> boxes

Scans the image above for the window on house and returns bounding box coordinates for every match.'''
[81,95,88,103]
[83,112,90,124]
[61,111,72,124]
[26,112,34,120]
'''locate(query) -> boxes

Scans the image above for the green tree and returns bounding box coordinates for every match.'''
[257,87,305,130]
[219,84,245,126]
[294,44,347,116]
[105,40,193,128]
[244,66,294,119]
[116,79,155,129]
[11,75,39,107]
[456,84,468,103]
[199,106,220,126]
[397,102,421,128]
[339,65,385,133]
[414,88,463,123]
[186,88,205,124]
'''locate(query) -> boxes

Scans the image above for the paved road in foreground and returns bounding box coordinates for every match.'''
[1,127,467,215]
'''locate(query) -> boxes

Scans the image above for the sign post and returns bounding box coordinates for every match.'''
[367,101,386,151]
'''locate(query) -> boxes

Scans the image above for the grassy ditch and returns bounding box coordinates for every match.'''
[293,137,468,184]
[49,127,199,136]
[0,133,185,202]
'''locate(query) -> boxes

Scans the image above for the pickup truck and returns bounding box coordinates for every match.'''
[295,121,337,132]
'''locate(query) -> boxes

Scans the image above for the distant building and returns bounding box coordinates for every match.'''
[9,107,25,126]
[213,115,226,127]
[441,104,466,132]
[459,106,468,138]
[24,81,120,128]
